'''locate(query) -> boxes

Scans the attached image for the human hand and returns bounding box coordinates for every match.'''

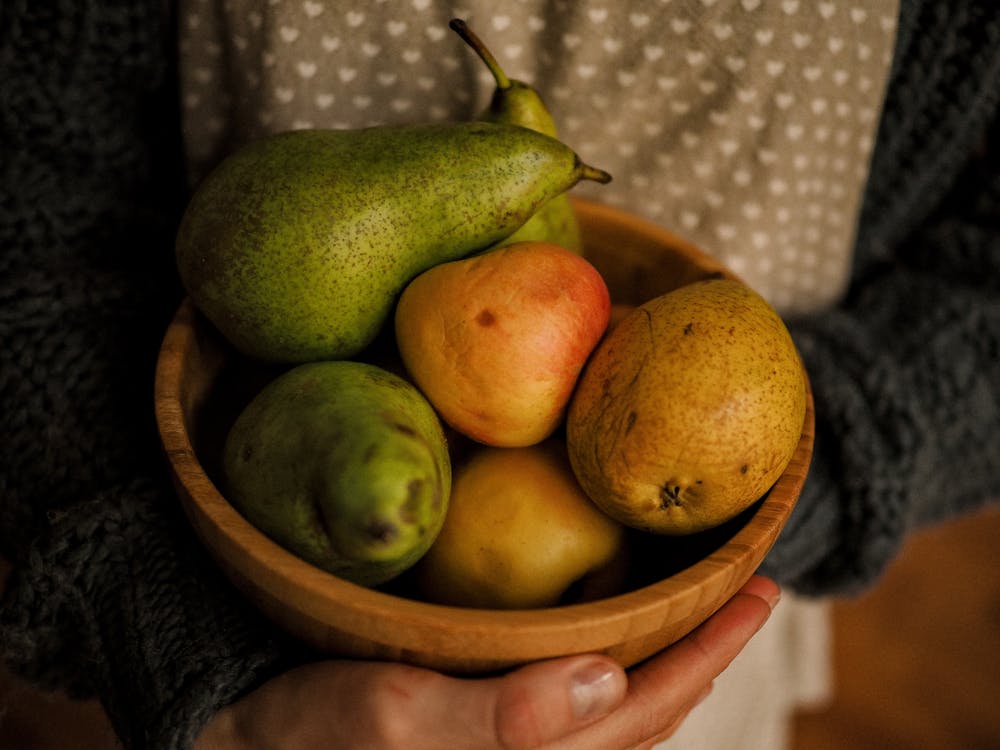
[195,575,779,750]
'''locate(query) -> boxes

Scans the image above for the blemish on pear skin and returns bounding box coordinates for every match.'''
[625,411,637,434]
[365,519,399,545]
[399,479,424,523]
[683,322,694,336]
[392,422,417,438]
[476,309,496,326]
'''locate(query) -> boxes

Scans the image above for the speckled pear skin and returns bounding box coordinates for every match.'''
[175,122,610,362]
[567,279,807,536]
[450,19,584,252]
[222,360,451,587]
[485,92,583,251]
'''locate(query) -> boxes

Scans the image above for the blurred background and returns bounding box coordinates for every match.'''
[2,502,999,750]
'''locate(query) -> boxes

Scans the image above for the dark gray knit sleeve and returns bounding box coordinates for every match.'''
[761,261,1000,594]
[1,3,294,747]
[0,479,290,748]
[760,0,1000,593]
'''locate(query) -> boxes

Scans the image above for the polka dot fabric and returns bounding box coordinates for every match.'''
[179,0,899,316]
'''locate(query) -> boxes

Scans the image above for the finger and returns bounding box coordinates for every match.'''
[545,575,779,750]
[463,654,629,749]
[627,574,779,719]
[624,681,714,750]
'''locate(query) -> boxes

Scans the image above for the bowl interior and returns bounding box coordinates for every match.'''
[155,197,814,674]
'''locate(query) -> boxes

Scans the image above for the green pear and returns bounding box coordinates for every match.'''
[450,18,583,252]
[222,360,451,587]
[176,122,610,363]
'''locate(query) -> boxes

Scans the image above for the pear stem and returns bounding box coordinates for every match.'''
[449,18,511,91]
[580,163,613,184]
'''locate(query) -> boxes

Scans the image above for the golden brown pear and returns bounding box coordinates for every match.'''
[414,440,625,609]
[566,279,807,535]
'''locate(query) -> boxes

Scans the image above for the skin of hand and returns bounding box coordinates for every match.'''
[195,575,779,750]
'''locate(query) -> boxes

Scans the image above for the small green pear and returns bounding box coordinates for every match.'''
[450,18,584,252]
[176,122,610,363]
[222,360,451,587]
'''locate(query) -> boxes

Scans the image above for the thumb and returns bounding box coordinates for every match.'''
[474,655,628,749]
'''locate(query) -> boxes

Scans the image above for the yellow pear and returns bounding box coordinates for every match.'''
[567,279,807,535]
[414,440,625,609]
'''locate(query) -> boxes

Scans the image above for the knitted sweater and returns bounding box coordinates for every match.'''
[1,1,998,748]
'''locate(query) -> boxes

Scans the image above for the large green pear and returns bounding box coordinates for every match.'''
[222,360,451,587]
[451,19,584,252]
[176,122,610,362]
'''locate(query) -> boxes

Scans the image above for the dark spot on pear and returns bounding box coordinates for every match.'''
[476,309,496,326]
[399,479,424,523]
[393,422,417,437]
[365,519,399,545]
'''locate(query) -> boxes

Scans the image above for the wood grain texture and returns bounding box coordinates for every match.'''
[153,199,814,674]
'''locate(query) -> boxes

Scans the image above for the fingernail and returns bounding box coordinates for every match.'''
[568,662,623,720]
[754,589,781,635]
[742,577,782,611]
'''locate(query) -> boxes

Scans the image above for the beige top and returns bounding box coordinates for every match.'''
[177,3,899,748]
[179,0,898,317]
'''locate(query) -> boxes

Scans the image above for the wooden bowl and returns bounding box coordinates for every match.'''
[154,198,814,674]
